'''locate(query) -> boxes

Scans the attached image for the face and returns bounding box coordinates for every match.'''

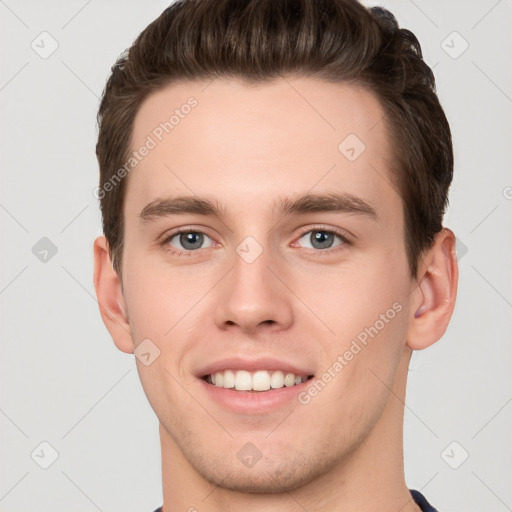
[118,77,415,492]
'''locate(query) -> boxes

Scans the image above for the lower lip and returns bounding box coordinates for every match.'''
[197,377,313,414]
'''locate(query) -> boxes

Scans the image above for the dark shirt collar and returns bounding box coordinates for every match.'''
[410,489,439,511]
[152,489,439,512]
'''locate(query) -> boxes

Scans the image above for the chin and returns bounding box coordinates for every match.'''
[197,460,315,494]
[186,439,344,495]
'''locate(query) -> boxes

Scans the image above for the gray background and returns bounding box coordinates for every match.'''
[1,0,511,511]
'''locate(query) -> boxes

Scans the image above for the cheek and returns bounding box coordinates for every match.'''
[304,252,411,398]
[122,257,210,342]
[124,267,202,424]
[299,253,409,338]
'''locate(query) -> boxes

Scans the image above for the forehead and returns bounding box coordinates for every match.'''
[125,76,399,221]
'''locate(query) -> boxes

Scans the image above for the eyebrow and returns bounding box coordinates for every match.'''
[138,192,378,224]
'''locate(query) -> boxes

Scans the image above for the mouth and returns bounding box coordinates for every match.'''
[201,369,315,392]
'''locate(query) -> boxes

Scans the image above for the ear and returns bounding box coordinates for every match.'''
[93,236,134,354]
[406,228,459,350]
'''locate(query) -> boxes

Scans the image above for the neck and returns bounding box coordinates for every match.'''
[159,348,421,512]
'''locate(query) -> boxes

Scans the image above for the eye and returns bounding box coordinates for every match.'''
[295,228,348,251]
[164,230,215,252]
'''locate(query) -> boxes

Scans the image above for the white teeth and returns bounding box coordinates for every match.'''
[214,371,224,388]
[223,369,235,388]
[252,370,270,391]
[270,370,284,388]
[284,373,295,387]
[234,370,252,391]
[205,369,309,391]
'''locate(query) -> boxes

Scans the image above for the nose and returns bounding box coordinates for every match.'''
[213,241,294,335]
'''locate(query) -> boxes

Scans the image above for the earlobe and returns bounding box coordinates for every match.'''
[406,228,459,350]
[93,236,134,354]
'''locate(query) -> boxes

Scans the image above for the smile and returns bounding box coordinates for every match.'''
[203,369,314,392]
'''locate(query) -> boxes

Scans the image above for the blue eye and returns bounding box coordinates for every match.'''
[165,231,214,251]
[297,229,346,250]
[161,227,349,256]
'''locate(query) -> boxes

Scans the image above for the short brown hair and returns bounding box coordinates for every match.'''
[96,0,453,278]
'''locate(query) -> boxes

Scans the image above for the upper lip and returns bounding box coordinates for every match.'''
[196,357,314,378]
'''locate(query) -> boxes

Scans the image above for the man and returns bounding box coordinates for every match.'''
[93,0,458,510]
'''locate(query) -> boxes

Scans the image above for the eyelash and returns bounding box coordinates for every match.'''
[160,225,351,257]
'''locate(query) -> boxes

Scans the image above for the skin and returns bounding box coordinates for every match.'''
[94,77,458,512]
